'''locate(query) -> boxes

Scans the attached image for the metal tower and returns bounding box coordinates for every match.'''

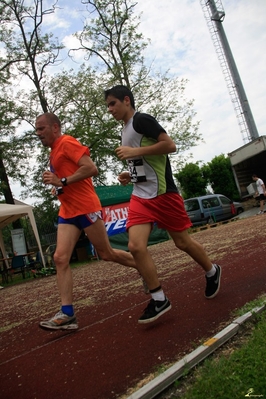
[200,0,259,143]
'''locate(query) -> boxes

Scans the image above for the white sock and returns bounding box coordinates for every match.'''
[206,264,216,278]
[151,290,165,302]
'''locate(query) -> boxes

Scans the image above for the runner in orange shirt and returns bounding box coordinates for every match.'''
[36,112,137,331]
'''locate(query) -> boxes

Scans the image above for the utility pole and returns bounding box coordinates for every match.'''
[200,0,259,143]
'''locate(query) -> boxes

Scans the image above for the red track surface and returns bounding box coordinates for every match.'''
[0,215,266,399]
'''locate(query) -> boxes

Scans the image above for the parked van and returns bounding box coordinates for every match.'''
[184,194,244,226]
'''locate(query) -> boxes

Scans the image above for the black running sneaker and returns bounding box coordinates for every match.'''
[205,264,221,299]
[138,297,171,324]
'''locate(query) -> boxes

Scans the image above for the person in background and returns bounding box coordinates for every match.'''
[252,174,266,214]
[36,112,139,331]
[105,85,222,324]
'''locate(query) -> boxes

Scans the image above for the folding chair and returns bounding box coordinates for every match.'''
[10,255,27,279]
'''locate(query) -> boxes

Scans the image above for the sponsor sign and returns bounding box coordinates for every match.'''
[102,202,129,236]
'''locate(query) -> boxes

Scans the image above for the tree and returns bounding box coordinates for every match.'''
[0,0,64,202]
[1,0,203,205]
[175,163,207,199]
[74,0,149,87]
[34,199,59,230]
[0,0,63,111]
[0,81,33,203]
[205,154,239,200]
[73,0,202,170]
[28,0,202,191]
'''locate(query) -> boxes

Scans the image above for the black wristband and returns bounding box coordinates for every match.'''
[60,177,68,186]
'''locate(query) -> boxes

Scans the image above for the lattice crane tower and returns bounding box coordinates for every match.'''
[200,0,259,143]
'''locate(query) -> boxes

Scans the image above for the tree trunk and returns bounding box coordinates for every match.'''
[0,155,22,228]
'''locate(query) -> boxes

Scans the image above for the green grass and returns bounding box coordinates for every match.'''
[173,306,266,399]
[234,296,266,316]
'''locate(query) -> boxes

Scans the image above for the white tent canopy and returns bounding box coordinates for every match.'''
[0,203,45,267]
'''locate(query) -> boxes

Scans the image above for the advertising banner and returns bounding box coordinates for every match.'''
[102,202,129,236]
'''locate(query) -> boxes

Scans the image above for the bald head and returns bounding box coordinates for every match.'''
[35,113,62,148]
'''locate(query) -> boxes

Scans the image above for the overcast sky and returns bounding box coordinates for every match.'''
[10,0,266,203]
[134,0,266,163]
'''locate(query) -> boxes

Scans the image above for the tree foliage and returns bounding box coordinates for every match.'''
[29,0,203,198]
[73,0,202,170]
[0,81,33,203]
[0,0,203,205]
[205,154,239,200]
[0,0,64,202]
[176,155,240,200]
[74,0,149,87]
[33,199,59,234]
[0,0,63,111]
[175,162,207,199]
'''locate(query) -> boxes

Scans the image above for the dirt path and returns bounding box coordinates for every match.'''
[0,215,266,399]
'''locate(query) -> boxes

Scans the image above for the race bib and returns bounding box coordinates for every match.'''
[128,159,147,183]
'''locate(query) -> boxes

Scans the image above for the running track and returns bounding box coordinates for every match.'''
[0,214,265,399]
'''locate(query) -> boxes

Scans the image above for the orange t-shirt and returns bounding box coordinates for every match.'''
[50,135,101,218]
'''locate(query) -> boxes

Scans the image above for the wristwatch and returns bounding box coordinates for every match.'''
[60,177,68,186]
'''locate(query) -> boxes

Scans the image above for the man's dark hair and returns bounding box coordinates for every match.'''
[104,85,135,109]
[36,112,61,128]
